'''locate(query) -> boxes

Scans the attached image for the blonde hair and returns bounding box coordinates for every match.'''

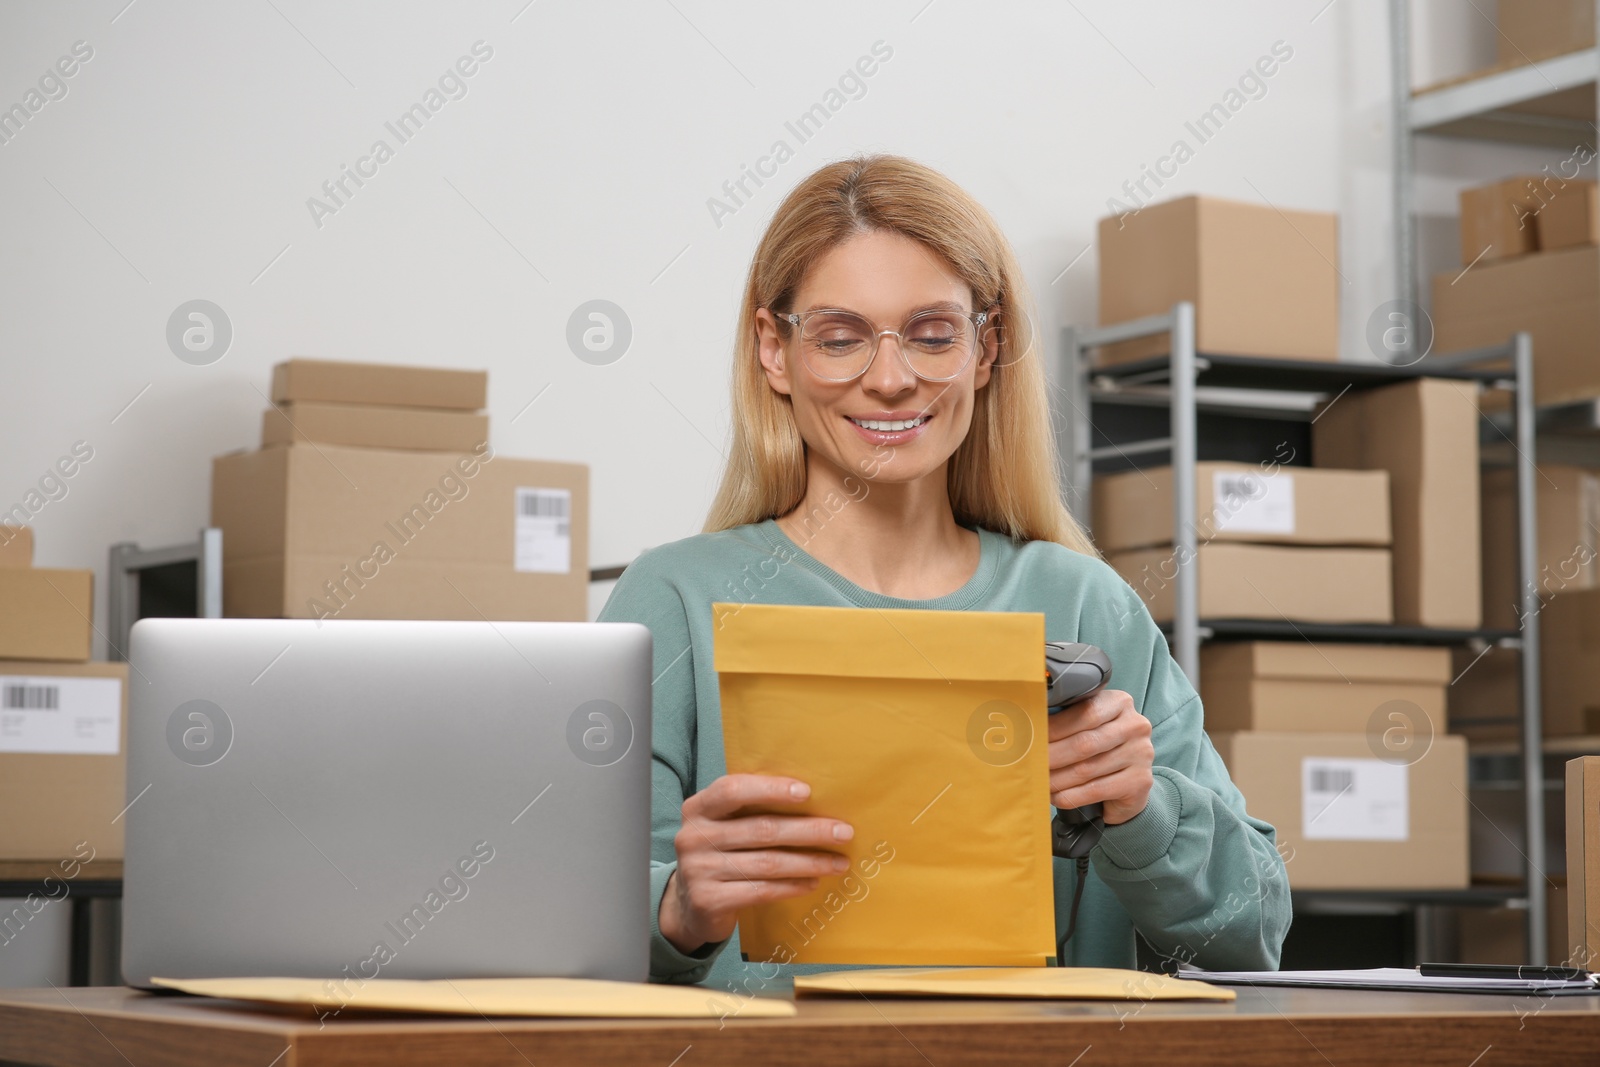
[703,154,1097,557]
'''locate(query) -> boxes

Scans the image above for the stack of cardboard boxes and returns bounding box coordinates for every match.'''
[1096,462,1394,624]
[212,359,589,623]
[1434,174,1600,408]
[0,525,128,869]
[1091,452,1475,889]
[1439,167,1600,743]
[1202,643,1467,890]
[1094,195,1478,891]
[1452,465,1600,742]
[1428,164,1600,959]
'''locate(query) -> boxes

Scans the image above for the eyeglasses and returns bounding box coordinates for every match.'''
[776,307,990,383]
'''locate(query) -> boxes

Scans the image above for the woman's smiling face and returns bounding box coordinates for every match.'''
[756,229,998,487]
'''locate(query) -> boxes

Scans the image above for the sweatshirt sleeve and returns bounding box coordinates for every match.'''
[1084,565,1292,971]
[596,550,732,983]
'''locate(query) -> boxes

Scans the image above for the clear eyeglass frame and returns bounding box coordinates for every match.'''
[776,307,991,383]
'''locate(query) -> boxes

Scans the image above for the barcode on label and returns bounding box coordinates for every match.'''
[0,675,120,754]
[1215,474,1264,507]
[1302,757,1407,841]
[1309,767,1354,794]
[518,490,569,518]
[514,486,573,574]
[3,684,59,710]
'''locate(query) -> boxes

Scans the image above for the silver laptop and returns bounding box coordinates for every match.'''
[121,618,651,988]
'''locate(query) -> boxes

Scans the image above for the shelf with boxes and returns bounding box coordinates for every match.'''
[0,523,130,985]
[1061,187,1548,961]
[1394,5,1600,434]
[1062,308,1543,956]
[1393,0,1596,347]
[1386,0,1600,964]
[1428,168,1599,415]
[1404,43,1596,149]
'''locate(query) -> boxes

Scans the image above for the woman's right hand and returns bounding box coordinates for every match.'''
[657,774,854,955]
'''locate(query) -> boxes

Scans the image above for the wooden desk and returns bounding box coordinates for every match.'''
[1,984,1597,1067]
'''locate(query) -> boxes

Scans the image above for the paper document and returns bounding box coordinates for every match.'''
[713,603,1057,967]
[151,976,796,1018]
[796,966,1235,1001]
[1179,966,1600,995]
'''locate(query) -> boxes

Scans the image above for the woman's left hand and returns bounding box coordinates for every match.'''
[1045,688,1154,826]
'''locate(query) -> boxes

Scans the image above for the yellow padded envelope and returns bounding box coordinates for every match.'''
[712,602,1056,967]
[794,967,1235,1001]
[151,976,797,1018]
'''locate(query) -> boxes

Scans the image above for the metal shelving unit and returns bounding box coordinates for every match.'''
[1386,0,1600,964]
[1392,8,1600,314]
[107,529,224,660]
[1060,303,1548,961]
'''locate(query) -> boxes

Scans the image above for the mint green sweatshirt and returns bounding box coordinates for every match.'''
[597,518,1290,991]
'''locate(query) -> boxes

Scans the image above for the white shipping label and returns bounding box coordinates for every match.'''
[1212,470,1295,535]
[0,676,122,755]
[1301,757,1408,841]
[514,487,572,574]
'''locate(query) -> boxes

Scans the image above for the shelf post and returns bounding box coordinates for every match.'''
[1170,301,1200,685]
[1060,325,1091,527]
[197,527,223,619]
[1390,0,1417,320]
[106,542,139,663]
[1511,330,1548,964]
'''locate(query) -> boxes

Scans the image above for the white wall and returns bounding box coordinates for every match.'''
[0,0,1571,642]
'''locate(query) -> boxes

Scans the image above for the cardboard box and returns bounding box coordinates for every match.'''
[1446,644,1522,739]
[1095,195,1340,365]
[1480,465,1600,630]
[1432,246,1600,408]
[1540,589,1600,735]
[1539,179,1599,252]
[1109,543,1392,625]
[0,568,92,661]
[1092,462,1389,553]
[1459,177,1542,264]
[0,660,127,861]
[212,443,587,622]
[1459,882,1568,967]
[270,359,487,411]
[1312,379,1482,629]
[1568,756,1600,968]
[1466,774,1567,884]
[1452,593,1600,739]
[1498,0,1595,65]
[262,401,489,453]
[1211,731,1469,890]
[0,525,32,567]
[1200,641,1450,735]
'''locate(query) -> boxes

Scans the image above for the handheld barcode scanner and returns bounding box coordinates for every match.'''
[1043,641,1113,964]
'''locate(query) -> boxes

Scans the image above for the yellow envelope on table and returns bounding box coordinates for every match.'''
[794,967,1235,1001]
[712,602,1055,967]
[151,976,797,1018]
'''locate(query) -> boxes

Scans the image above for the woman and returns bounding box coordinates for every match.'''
[598,155,1289,990]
